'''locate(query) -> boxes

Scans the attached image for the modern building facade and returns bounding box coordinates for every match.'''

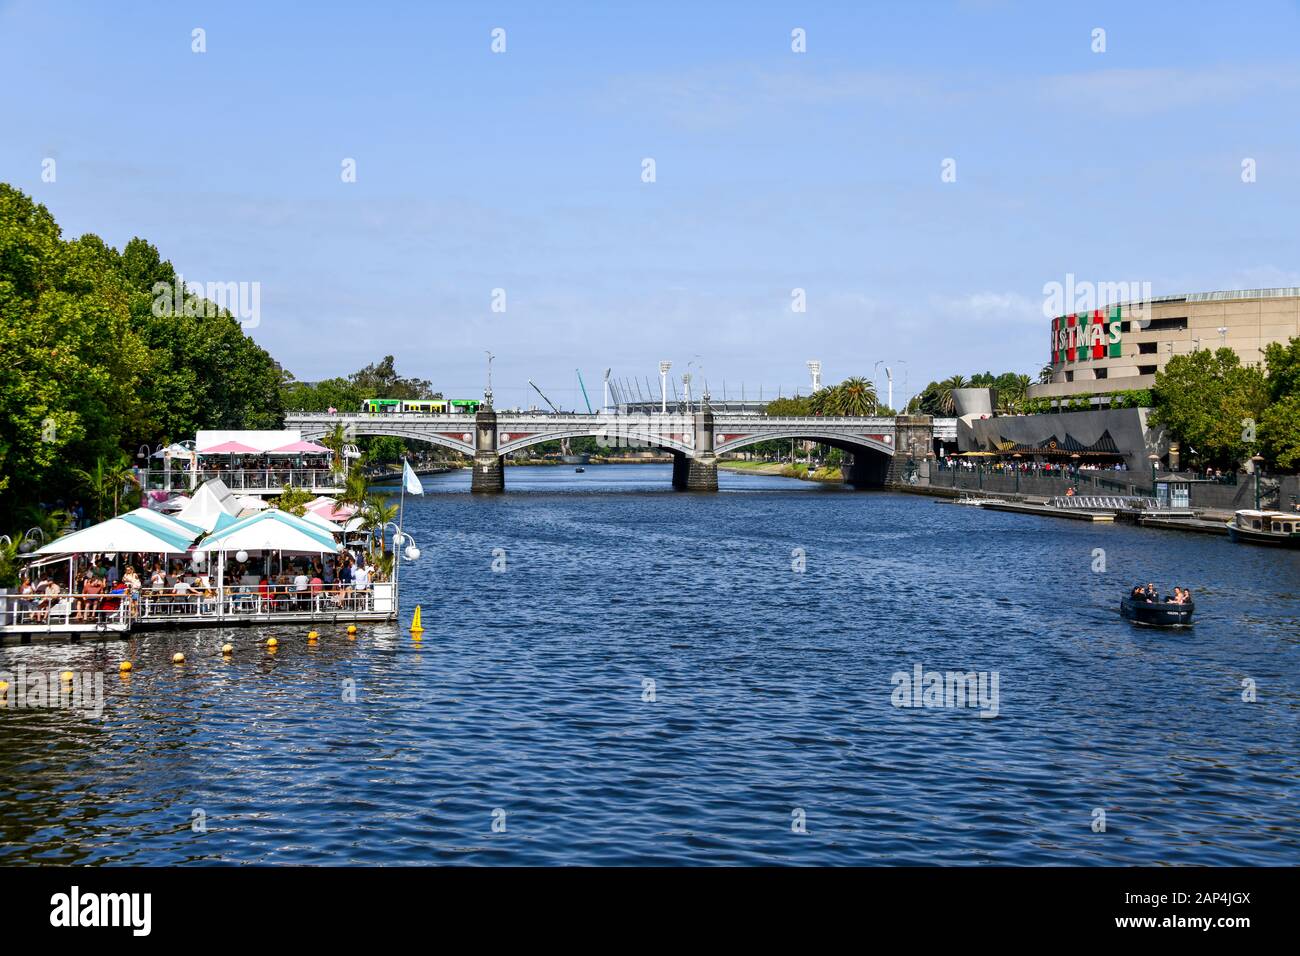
[1028,288,1300,401]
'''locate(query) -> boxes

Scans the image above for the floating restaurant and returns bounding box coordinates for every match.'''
[0,476,407,643]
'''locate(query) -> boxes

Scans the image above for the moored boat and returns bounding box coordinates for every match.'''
[1120,596,1195,628]
[1227,509,1300,548]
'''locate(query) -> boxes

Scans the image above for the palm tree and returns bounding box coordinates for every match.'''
[994,373,1032,412]
[72,452,140,521]
[319,422,349,478]
[808,387,835,416]
[936,375,969,415]
[337,461,369,511]
[361,493,400,554]
[834,377,878,416]
[1038,364,1054,385]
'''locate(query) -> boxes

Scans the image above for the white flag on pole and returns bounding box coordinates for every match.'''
[402,458,424,495]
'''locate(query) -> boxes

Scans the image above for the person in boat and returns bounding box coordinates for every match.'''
[1130,584,1146,601]
[1145,583,1158,602]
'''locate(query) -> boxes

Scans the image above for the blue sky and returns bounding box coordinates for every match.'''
[3,0,1299,409]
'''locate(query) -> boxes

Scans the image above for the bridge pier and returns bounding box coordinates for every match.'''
[672,454,718,492]
[471,452,504,493]
[471,407,505,494]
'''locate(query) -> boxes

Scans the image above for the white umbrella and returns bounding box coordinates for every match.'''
[234,495,269,511]
[34,513,198,555]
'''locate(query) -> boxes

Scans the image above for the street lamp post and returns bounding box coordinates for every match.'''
[658,362,672,415]
[1148,453,1160,493]
[1252,454,1265,511]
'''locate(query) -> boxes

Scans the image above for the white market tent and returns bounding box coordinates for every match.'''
[33,512,199,556]
[124,506,205,538]
[176,478,241,532]
[192,510,341,556]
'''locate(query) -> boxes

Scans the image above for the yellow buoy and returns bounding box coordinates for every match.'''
[172,653,185,664]
[0,680,10,691]
[307,630,318,640]
[118,661,132,673]
[267,637,278,647]
[410,605,424,634]
[60,670,74,682]
[347,624,357,635]
[222,644,233,655]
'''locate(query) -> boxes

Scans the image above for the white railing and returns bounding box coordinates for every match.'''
[6,591,131,628]
[141,468,342,492]
[135,584,383,620]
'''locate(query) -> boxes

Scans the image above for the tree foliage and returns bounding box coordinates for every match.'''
[0,184,282,523]
[1259,338,1300,469]
[1151,348,1268,468]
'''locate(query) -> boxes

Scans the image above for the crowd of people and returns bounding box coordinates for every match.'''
[14,550,385,624]
[1128,583,1193,605]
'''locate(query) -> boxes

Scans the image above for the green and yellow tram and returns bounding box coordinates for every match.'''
[361,398,482,415]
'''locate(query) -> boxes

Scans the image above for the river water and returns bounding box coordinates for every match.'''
[1,465,1296,865]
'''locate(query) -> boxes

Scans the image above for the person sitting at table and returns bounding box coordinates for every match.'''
[35,579,61,624]
[258,576,271,610]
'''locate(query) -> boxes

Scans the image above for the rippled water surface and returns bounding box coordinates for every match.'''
[1,465,1297,865]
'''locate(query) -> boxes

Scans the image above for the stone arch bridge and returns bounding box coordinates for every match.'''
[286,409,956,493]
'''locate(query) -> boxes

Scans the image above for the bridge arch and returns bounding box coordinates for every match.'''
[497,427,696,458]
[296,422,475,457]
[714,430,895,459]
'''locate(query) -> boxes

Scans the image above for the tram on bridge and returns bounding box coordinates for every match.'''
[361,398,482,415]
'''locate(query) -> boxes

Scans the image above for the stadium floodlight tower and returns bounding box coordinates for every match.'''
[807,360,822,393]
[658,361,672,414]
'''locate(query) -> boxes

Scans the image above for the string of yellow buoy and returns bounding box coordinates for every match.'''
[110,624,366,676]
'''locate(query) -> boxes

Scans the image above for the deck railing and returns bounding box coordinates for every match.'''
[5,592,131,629]
[135,584,382,620]
[140,468,343,493]
[5,584,389,629]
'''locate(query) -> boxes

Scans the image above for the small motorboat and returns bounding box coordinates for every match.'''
[1120,596,1194,628]
[574,467,585,473]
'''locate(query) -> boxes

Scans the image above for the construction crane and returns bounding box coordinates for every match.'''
[527,379,561,414]
[575,369,594,413]
[528,378,573,455]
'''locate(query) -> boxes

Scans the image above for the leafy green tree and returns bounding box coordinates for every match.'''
[0,185,285,523]
[274,484,313,516]
[1152,348,1268,468]
[1259,337,1300,469]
